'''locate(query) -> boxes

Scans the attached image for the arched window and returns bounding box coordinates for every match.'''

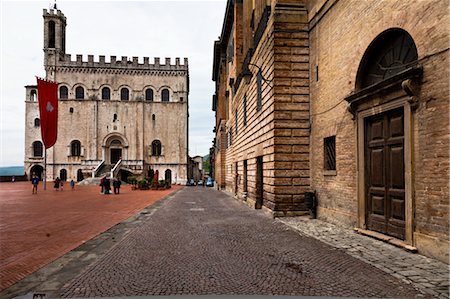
[34,118,40,127]
[33,141,43,157]
[121,88,129,101]
[75,86,84,99]
[60,169,67,181]
[48,21,55,48]
[102,87,110,100]
[30,90,37,102]
[145,89,154,101]
[152,114,156,121]
[71,140,81,156]
[59,86,68,99]
[357,29,418,89]
[152,140,162,156]
[161,89,170,102]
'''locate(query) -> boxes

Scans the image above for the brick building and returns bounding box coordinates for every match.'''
[25,8,189,184]
[212,0,448,263]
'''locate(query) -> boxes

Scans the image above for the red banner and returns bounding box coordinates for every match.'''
[37,77,58,149]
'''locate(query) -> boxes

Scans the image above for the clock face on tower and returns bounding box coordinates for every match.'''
[360,29,418,89]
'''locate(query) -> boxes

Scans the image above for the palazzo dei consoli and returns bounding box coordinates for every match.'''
[24,8,189,184]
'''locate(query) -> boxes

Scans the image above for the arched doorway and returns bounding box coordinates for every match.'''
[165,169,172,185]
[110,139,122,165]
[347,28,419,243]
[30,165,44,180]
[77,169,84,182]
[60,169,67,181]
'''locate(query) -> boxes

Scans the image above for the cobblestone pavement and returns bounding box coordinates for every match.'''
[278,217,450,298]
[60,187,427,297]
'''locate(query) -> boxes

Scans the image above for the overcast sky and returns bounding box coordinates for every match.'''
[0,0,226,167]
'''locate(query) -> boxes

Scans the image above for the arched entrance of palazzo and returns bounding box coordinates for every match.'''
[346,28,420,244]
[102,133,129,166]
[30,164,44,180]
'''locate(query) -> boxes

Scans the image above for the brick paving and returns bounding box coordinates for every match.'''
[278,217,450,298]
[59,187,426,297]
[0,181,181,291]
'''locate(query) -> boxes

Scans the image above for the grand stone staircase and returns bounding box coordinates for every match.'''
[78,164,113,185]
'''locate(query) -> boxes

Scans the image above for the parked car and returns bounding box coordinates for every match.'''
[206,177,214,187]
[197,179,203,186]
[186,179,195,186]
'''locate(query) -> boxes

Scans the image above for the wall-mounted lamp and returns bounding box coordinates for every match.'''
[242,63,273,85]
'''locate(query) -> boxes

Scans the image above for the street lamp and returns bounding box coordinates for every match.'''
[242,63,273,84]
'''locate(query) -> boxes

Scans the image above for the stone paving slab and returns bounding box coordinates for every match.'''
[278,217,449,298]
[58,188,426,297]
[0,181,182,291]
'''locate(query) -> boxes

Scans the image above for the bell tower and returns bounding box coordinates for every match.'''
[43,6,67,73]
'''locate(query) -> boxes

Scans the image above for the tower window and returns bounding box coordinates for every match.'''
[152,140,162,156]
[59,86,68,99]
[33,141,43,157]
[121,88,129,101]
[71,140,82,156]
[113,114,118,122]
[69,107,74,113]
[102,87,110,100]
[48,21,55,48]
[145,89,154,101]
[75,86,84,99]
[30,90,37,102]
[324,136,336,171]
[152,114,156,121]
[34,118,40,127]
[161,89,170,102]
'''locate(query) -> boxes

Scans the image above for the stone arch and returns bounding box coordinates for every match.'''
[157,86,173,102]
[355,28,418,90]
[117,84,132,101]
[30,164,44,180]
[73,83,88,100]
[102,133,129,164]
[100,84,112,100]
[59,84,69,99]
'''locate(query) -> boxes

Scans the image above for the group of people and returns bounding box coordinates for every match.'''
[99,177,121,195]
[30,173,75,194]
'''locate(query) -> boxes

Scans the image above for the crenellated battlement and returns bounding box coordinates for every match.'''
[43,8,66,21]
[58,54,189,70]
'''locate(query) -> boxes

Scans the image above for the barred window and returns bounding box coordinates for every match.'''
[59,86,68,99]
[324,136,336,171]
[75,86,84,99]
[102,87,110,100]
[161,89,170,102]
[152,140,162,156]
[71,140,81,156]
[145,89,154,101]
[121,88,129,101]
[33,141,43,157]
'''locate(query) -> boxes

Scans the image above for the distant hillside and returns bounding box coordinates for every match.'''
[0,166,25,176]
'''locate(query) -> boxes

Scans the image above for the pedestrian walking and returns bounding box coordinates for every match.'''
[12,176,15,182]
[103,178,111,195]
[54,177,61,191]
[31,173,39,194]
[100,176,105,194]
[70,179,75,190]
[116,179,121,194]
[60,181,64,191]
[113,179,118,194]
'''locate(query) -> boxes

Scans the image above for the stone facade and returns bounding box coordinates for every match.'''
[212,0,449,263]
[24,8,189,184]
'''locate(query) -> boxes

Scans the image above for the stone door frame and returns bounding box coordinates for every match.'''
[356,96,414,245]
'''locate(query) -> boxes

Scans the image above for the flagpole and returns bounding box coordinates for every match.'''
[44,148,47,190]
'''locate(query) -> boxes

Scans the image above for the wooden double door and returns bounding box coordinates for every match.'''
[365,108,405,240]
